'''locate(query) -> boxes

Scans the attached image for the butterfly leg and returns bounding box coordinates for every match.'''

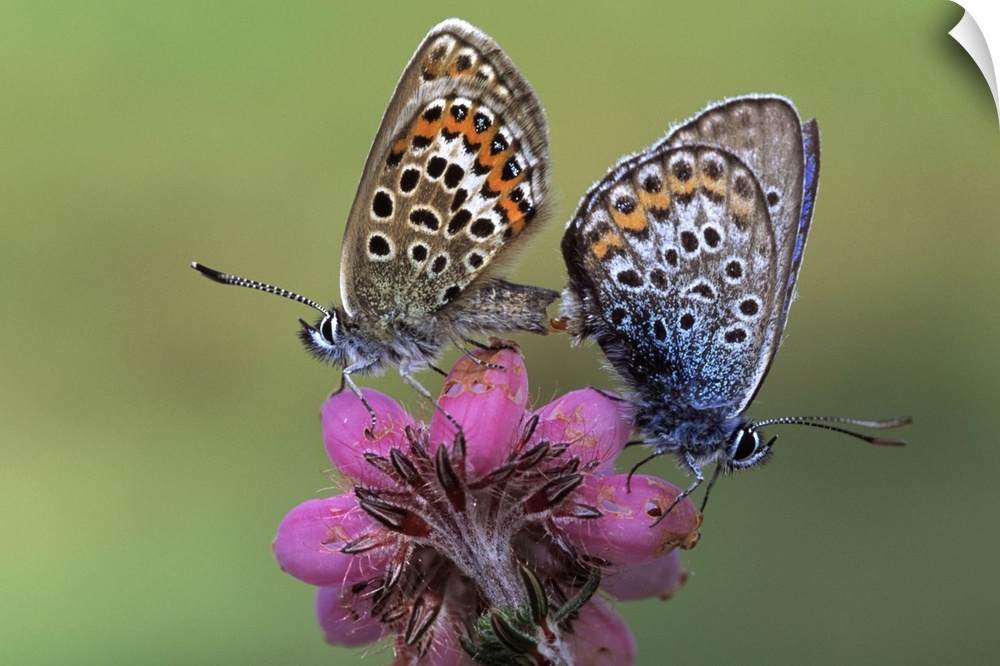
[626,450,662,491]
[660,453,705,518]
[453,338,505,370]
[698,465,724,513]
[341,365,377,433]
[590,387,625,402]
[398,362,464,436]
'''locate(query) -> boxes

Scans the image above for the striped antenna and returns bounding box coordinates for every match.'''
[191,262,329,316]
[751,415,911,446]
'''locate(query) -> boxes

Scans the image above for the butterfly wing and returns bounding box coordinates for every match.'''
[340,20,550,321]
[562,143,779,415]
[663,96,820,359]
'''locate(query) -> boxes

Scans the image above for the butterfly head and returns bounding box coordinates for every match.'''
[721,424,776,471]
[192,262,363,369]
[664,418,775,473]
[714,414,913,473]
[297,308,355,367]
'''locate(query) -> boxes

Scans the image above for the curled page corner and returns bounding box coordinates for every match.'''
[949,2,999,126]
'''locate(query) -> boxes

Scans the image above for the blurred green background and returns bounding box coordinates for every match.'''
[2,1,997,664]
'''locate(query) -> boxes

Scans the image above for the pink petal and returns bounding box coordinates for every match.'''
[601,549,687,601]
[429,346,528,478]
[316,585,387,647]
[557,474,701,566]
[273,495,389,588]
[322,388,416,487]
[526,389,631,472]
[568,597,636,666]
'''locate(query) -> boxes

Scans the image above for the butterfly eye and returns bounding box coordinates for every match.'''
[319,314,338,344]
[731,428,760,463]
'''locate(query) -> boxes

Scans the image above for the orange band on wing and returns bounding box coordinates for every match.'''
[497,196,527,233]
[611,206,648,232]
[638,188,669,210]
[591,231,623,258]
[699,172,727,200]
[667,175,697,198]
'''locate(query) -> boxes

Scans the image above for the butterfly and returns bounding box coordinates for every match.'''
[557,95,909,512]
[193,19,557,428]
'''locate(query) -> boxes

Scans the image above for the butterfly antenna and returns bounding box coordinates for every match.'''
[191,262,329,316]
[751,415,911,446]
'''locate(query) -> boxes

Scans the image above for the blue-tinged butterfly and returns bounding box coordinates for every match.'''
[557,96,909,512]
[193,19,556,427]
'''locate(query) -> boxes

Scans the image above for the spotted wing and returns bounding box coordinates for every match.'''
[662,96,820,339]
[562,144,778,414]
[340,19,549,319]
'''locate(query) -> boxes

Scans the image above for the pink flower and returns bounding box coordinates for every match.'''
[273,344,701,665]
